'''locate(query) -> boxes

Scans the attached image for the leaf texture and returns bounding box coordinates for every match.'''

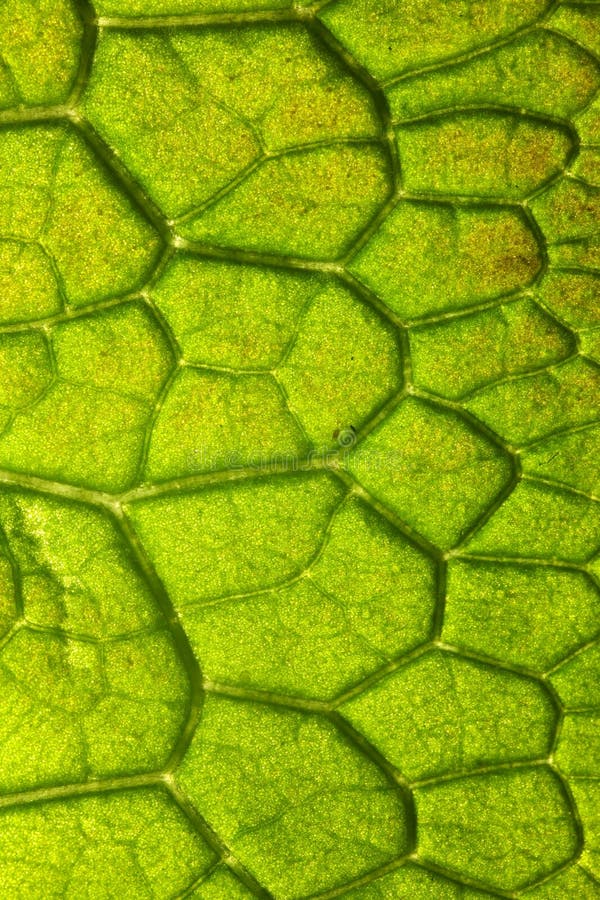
[0,1,599,897]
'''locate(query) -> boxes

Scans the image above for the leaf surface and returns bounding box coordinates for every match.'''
[0,1,599,897]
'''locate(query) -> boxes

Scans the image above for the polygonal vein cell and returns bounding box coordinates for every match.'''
[0,627,188,790]
[463,481,600,562]
[0,489,190,791]
[179,495,436,701]
[549,2,600,56]
[0,0,83,109]
[0,124,160,317]
[0,127,65,324]
[409,297,574,401]
[347,396,513,549]
[555,711,600,776]
[0,332,54,433]
[465,357,600,446]
[538,271,600,331]
[84,31,260,220]
[178,143,391,259]
[149,256,324,370]
[0,789,214,899]
[550,642,600,710]
[444,561,600,670]
[395,111,573,200]
[532,177,600,269]
[43,128,160,307]
[176,695,408,899]
[0,304,173,492]
[83,24,383,243]
[145,367,310,483]
[168,25,380,154]
[320,0,550,81]
[341,649,555,782]
[0,489,162,638]
[276,282,402,449]
[571,145,600,188]
[0,239,62,326]
[128,473,344,607]
[415,767,578,892]
[386,30,600,121]
[146,273,402,478]
[349,202,541,319]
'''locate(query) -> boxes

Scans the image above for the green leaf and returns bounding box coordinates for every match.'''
[0,1,599,898]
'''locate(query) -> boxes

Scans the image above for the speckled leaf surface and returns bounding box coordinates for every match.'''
[0,1,599,898]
